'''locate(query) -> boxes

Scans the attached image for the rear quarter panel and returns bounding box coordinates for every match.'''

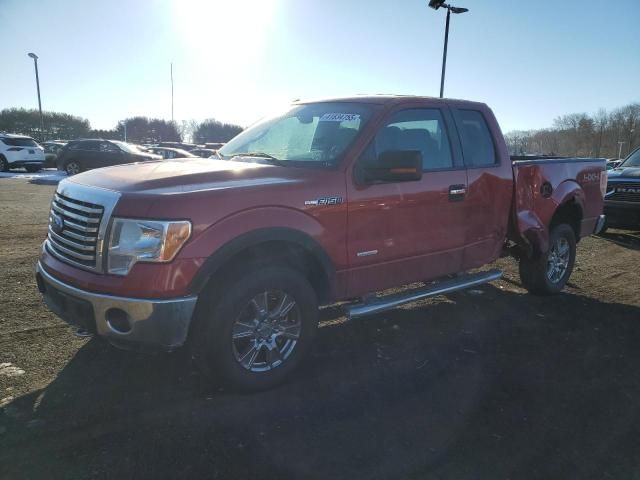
[511,159,605,253]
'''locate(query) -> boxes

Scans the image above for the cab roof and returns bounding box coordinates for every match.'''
[295,94,487,108]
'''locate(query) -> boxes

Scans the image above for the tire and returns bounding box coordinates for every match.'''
[64,161,81,176]
[519,223,576,295]
[0,156,8,172]
[25,166,42,173]
[192,265,318,392]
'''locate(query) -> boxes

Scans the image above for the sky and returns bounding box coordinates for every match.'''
[1,0,638,133]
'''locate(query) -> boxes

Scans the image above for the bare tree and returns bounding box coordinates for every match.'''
[505,101,639,158]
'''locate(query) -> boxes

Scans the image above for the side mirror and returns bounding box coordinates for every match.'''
[361,150,423,183]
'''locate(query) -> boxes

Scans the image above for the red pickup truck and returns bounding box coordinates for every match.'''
[36,96,606,390]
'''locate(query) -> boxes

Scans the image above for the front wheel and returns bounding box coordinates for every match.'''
[519,223,576,295]
[0,156,8,172]
[192,265,318,391]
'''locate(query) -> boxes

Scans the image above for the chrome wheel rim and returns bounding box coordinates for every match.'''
[231,290,301,372]
[66,162,79,175]
[547,237,570,284]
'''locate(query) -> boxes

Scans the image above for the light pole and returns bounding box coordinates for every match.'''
[27,52,44,138]
[171,62,174,123]
[428,1,469,98]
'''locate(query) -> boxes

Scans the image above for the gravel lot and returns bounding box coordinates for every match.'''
[1,178,639,479]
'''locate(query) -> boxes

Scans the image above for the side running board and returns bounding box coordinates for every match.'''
[346,270,503,320]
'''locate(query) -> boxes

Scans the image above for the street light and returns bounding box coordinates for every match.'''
[27,52,44,138]
[428,0,469,98]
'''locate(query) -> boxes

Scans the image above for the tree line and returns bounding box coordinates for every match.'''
[505,102,639,159]
[0,108,243,144]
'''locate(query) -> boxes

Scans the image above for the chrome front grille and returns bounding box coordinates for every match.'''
[606,182,640,203]
[47,192,103,268]
[44,179,121,272]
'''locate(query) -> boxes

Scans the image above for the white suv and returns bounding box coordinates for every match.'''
[0,133,46,172]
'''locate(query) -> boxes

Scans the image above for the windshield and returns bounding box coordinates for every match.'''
[621,148,640,167]
[112,141,144,154]
[218,102,377,166]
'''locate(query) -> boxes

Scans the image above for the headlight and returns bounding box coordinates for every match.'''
[107,218,191,275]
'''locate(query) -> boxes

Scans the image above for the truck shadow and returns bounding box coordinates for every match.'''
[3,285,640,479]
[598,228,640,251]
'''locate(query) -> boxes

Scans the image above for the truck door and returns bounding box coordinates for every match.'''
[450,107,513,270]
[346,105,467,296]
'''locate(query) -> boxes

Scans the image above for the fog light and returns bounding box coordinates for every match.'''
[105,308,131,333]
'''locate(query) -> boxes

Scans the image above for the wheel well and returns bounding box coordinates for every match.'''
[550,199,582,240]
[202,240,333,305]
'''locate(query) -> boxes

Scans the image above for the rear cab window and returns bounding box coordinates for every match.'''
[1,137,37,147]
[453,109,498,168]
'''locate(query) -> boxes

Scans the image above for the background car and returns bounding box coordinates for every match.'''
[155,141,197,151]
[0,132,46,172]
[147,147,196,159]
[204,142,225,149]
[41,141,67,167]
[56,139,162,175]
[189,148,217,158]
[606,158,623,170]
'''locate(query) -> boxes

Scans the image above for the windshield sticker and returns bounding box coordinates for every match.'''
[320,113,360,122]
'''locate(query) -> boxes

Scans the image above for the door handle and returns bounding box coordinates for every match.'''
[448,184,466,202]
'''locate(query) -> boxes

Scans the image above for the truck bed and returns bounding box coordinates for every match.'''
[510,157,606,254]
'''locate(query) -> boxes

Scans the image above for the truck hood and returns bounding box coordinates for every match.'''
[608,166,640,180]
[67,158,303,194]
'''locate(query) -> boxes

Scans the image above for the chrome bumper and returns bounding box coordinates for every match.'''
[35,262,198,350]
[594,214,606,234]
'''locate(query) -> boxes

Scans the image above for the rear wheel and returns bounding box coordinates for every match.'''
[0,156,8,172]
[192,265,318,391]
[519,223,576,295]
[64,161,81,176]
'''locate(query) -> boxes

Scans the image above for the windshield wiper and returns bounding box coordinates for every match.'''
[227,152,285,166]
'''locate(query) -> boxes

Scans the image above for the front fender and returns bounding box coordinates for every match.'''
[181,206,343,294]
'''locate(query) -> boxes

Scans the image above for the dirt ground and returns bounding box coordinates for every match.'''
[1,178,639,479]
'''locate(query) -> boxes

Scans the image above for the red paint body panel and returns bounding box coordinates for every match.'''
[39,96,605,302]
[40,244,203,298]
[511,161,605,253]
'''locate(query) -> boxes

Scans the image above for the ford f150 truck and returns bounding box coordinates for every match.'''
[35,96,606,391]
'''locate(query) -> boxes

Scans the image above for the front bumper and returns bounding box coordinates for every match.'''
[36,262,198,350]
[10,160,45,168]
[603,202,640,227]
